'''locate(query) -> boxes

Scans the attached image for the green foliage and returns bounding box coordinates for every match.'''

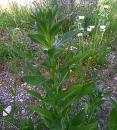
[0,42,10,63]
[22,6,99,130]
[106,100,117,130]
[0,2,32,29]
[0,9,15,28]
[8,2,32,28]
[0,1,116,130]
[29,6,68,49]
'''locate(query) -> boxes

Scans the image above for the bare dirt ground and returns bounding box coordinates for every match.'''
[0,51,116,106]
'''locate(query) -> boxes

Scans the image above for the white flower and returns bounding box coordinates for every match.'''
[104,5,110,9]
[89,26,95,29]
[3,106,12,116]
[78,16,85,20]
[100,25,106,29]
[87,27,92,32]
[70,46,77,50]
[23,82,27,86]
[65,46,77,50]
[21,71,24,74]
[65,47,68,50]
[100,25,106,32]
[77,33,83,37]
[79,27,84,31]
[87,26,95,32]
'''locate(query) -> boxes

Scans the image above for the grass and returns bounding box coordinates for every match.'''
[0,2,32,29]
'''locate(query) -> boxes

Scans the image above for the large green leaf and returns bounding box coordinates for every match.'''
[29,33,50,48]
[50,16,68,39]
[71,110,85,126]
[67,52,87,66]
[63,83,92,101]
[30,105,53,121]
[47,6,58,28]
[61,30,79,43]
[25,88,57,107]
[61,83,93,113]
[38,20,48,35]
[24,88,43,100]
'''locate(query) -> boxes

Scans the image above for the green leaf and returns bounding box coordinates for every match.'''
[71,110,85,126]
[61,30,79,43]
[23,76,45,86]
[29,33,50,48]
[61,83,93,113]
[25,88,56,106]
[69,122,97,130]
[20,118,34,130]
[50,16,68,39]
[48,47,56,57]
[24,88,43,100]
[48,6,58,28]
[61,51,86,71]
[63,83,92,101]
[38,20,48,35]
[30,105,53,121]
[108,100,117,129]
[68,52,87,65]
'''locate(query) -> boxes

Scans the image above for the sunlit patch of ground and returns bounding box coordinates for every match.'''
[0,0,35,9]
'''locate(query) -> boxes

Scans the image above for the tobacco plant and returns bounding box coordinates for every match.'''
[22,6,100,130]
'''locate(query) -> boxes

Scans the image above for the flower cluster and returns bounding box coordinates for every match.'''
[87,26,95,32]
[100,25,106,32]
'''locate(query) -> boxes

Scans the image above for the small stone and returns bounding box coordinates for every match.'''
[21,109,25,114]
[3,106,12,116]
[19,99,23,102]
[114,76,117,80]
